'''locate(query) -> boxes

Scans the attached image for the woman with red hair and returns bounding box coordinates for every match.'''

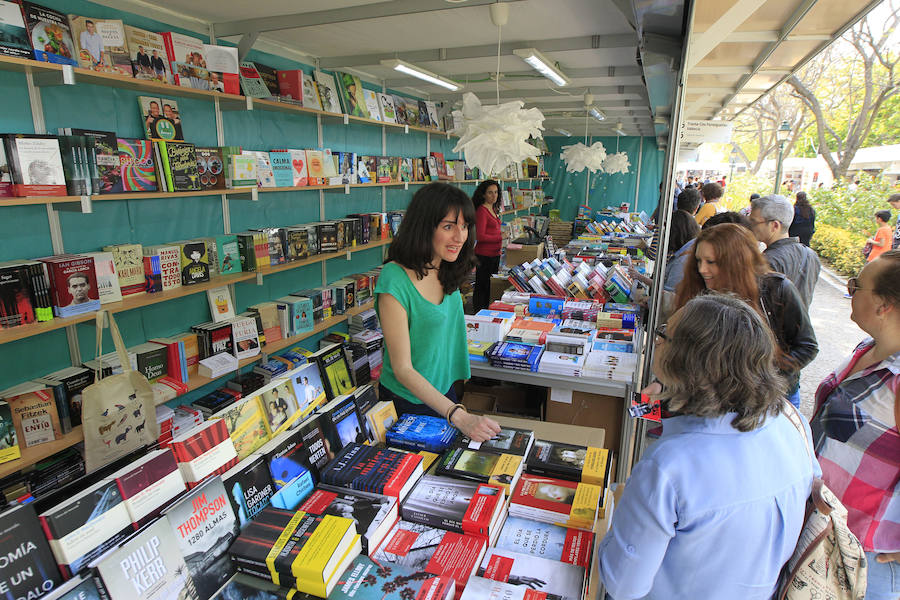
[674,223,818,406]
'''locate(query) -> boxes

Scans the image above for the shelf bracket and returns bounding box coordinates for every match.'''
[54,195,93,214]
[230,187,259,201]
[343,114,349,125]
[31,66,74,87]
[256,272,264,286]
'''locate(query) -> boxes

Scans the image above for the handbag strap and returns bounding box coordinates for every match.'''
[94,310,132,379]
[783,401,833,516]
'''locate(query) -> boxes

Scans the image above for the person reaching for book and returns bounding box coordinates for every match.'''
[376,183,501,442]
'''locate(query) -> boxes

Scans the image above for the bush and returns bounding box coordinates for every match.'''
[809,174,897,238]
[721,172,776,212]
[810,223,866,276]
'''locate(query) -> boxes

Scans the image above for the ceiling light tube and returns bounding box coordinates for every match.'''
[380,59,460,91]
[614,122,626,136]
[555,128,572,136]
[589,107,606,121]
[513,48,570,87]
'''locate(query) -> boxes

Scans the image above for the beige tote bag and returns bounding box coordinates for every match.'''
[81,311,158,472]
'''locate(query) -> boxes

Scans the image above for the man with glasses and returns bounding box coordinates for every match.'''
[749,194,820,309]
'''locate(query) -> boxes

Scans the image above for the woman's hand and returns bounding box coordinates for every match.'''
[453,411,501,442]
[628,267,652,286]
[642,381,664,396]
[875,552,900,564]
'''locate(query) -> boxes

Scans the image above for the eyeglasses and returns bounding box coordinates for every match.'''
[750,218,775,227]
[847,277,866,297]
[654,324,668,342]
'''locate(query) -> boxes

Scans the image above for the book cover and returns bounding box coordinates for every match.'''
[79,251,120,304]
[362,89,381,121]
[401,475,504,540]
[424,102,440,130]
[313,344,356,400]
[402,98,420,126]
[0,503,62,598]
[321,443,422,501]
[4,384,60,447]
[257,428,315,493]
[391,95,408,125]
[114,138,157,192]
[364,401,397,445]
[457,427,534,457]
[163,477,239,600]
[283,149,307,186]
[67,15,130,76]
[41,574,100,600]
[0,1,31,59]
[525,440,610,487]
[109,448,185,529]
[213,234,240,275]
[268,151,293,188]
[143,245,181,292]
[300,72,322,109]
[294,414,331,482]
[0,399,19,463]
[238,61,270,97]
[319,396,369,454]
[335,71,369,118]
[494,516,594,570]
[196,147,225,191]
[103,243,144,297]
[40,255,100,317]
[301,487,396,555]
[331,556,455,600]
[207,286,235,322]
[213,396,271,460]
[386,414,458,453]
[258,380,299,434]
[159,31,202,87]
[123,25,169,83]
[55,134,90,195]
[230,153,256,188]
[252,151,276,188]
[202,43,239,94]
[436,448,522,495]
[4,134,67,196]
[314,71,342,114]
[459,576,546,600]
[138,96,185,141]
[376,93,396,124]
[93,516,199,600]
[0,264,36,328]
[170,419,239,486]
[477,548,585,600]
[375,157,391,183]
[181,241,210,286]
[38,479,132,577]
[22,3,76,65]
[509,474,601,531]
[399,158,412,182]
[221,455,275,529]
[160,141,200,191]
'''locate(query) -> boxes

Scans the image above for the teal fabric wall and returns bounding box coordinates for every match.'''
[541,136,665,220]
[0,0,465,401]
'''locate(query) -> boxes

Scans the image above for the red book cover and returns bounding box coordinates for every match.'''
[429,152,450,180]
[510,474,579,516]
[461,484,504,538]
[276,69,303,100]
[109,448,185,528]
[149,338,182,381]
[171,419,238,486]
[38,255,100,317]
[424,532,485,595]
[382,453,423,498]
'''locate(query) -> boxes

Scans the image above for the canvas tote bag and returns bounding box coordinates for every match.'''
[81,310,158,472]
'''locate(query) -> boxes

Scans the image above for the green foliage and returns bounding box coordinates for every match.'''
[721,172,775,211]
[809,173,897,237]
[810,223,867,275]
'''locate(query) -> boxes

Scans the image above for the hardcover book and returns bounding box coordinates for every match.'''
[331,556,455,600]
[376,93,396,123]
[160,141,200,191]
[92,516,200,600]
[477,548,585,600]
[159,31,203,87]
[362,89,381,121]
[67,15,131,76]
[163,477,239,600]
[181,241,210,286]
[109,448,185,529]
[221,454,275,529]
[123,25,170,83]
[435,447,523,495]
[494,516,594,570]
[525,440,610,488]
[508,474,601,531]
[334,71,369,118]
[391,95,408,125]
[138,96,185,141]
[103,243,144,297]
[268,151,293,187]
[318,395,370,453]
[38,479,132,578]
[3,134,67,196]
[401,475,505,541]
[314,71,342,114]
[258,379,299,433]
[0,1,31,59]
[320,443,423,502]
[22,2,76,65]
[386,414,458,453]
[196,147,225,190]
[202,43,239,94]
[114,138,157,192]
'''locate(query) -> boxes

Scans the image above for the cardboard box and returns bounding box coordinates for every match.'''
[495,393,543,420]
[544,390,622,451]
[490,276,512,304]
[504,242,544,267]
[462,392,496,415]
[491,414,605,449]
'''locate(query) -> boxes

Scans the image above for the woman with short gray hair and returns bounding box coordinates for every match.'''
[597,293,818,600]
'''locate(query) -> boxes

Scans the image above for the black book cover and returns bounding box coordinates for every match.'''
[316,222,338,253]
[524,439,588,481]
[455,427,534,456]
[164,141,201,191]
[400,475,479,532]
[0,264,35,328]
[221,456,275,530]
[313,344,355,400]
[180,241,210,286]
[294,415,331,482]
[66,129,120,194]
[320,396,368,454]
[301,486,396,555]
[320,442,375,490]
[352,384,377,416]
[56,135,90,196]
[254,63,280,97]
[0,503,63,599]
[259,428,311,489]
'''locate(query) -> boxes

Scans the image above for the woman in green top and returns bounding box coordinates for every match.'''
[376,183,501,442]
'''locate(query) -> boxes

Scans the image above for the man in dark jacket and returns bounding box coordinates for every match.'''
[749,194,820,309]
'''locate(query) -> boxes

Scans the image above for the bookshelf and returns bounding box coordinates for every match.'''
[0,426,83,480]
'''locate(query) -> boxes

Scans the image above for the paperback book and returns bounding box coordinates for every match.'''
[456,426,534,457]
[320,443,423,502]
[477,548,585,600]
[385,414,458,453]
[221,455,276,529]
[0,502,63,599]
[139,96,185,141]
[331,556,455,600]
[196,147,226,190]
[109,447,186,529]
[3,134,67,196]
[508,474,601,531]
[159,141,200,191]
[318,394,370,453]
[494,515,594,570]
[0,1,31,59]
[256,429,315,510]
[114,138,157,192]
[314,71,342,114]
[22,2,76,65]
[525,440,611,487]
[124,25,170,83]
[300,486,397,555]
[435,447,523,495]
[401,475,505,541]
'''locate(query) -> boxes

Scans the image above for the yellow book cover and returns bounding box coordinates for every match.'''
[261,380,302,436]
[290,515,356,594]
[266,510,308,586]
[417,450,439,472]
[564,481,602,530]
[489,453,523,495]
[215,396,272,459]
[582,447,610,488]
[365,400,398,444]
[0,401,20,464]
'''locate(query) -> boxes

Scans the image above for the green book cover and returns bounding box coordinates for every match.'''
[216,234,242,275]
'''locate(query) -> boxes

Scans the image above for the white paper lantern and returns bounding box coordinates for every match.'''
[602,151,631,175]
[451,92,545,176]
[560,141,607,173]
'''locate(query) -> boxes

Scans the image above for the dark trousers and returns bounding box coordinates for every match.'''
[378,383,457,419]
[473,253,501,312]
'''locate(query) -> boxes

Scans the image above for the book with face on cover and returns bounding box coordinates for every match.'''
[124,25,170,83]
[67,15,131,76]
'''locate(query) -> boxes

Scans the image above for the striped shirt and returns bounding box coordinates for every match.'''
[811,338,900,552]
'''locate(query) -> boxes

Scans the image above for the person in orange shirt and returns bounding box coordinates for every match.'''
[867,210,893,262]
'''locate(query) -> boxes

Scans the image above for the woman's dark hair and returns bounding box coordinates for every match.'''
[750,193,761,201]
[702,211,751,230]
[873,250,900,306]
[656,293,786,432]
[795,191,813,219]
[676,188,701,214]
[667,210,700,256]
[472,179,501,209]
[875,209,891,223]
[387,183,476,295]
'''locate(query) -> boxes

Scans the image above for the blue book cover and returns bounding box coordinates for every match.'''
[386,414,458,453]
[528,296,565,317]
[268,151,294,187]
[294,296,314,332]
[269,469,314,510]
[493,342,543,367]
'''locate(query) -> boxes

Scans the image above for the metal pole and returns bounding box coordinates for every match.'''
[774,142,785,195]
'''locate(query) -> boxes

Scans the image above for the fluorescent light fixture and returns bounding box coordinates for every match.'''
[589,107,605,121]
[380,59,460,91]
[513,48,570,87]
[614,122,626,136]
[555,128,572,136]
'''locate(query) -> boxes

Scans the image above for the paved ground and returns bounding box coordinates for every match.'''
[798,265,865,418]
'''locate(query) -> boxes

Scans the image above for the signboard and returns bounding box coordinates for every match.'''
[679,120,733,144]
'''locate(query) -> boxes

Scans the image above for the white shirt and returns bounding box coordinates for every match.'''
[80,30,103,63]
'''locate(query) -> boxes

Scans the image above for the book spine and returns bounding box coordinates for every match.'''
[92,571,112,600]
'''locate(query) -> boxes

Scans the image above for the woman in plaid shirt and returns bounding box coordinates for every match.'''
[812,250,900,600]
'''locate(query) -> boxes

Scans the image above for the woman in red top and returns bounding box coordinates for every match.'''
[472,179,503,312]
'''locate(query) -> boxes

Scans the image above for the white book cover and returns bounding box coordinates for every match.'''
[207,286,235,322]
[251,151,276,187]
[362,89,382,121]
[321,148,338,177]
[314,71,342,114]
[459,576,531,600]
[231,316,260,360]
[377,93,397,123]
[11,136,66,186]
[477,548,585,600]
[144,244,181,291]
[178,437,238,484]
[83,251,122,304]
[425,101,440,130]
[163,31,204,87]
[301,72,322,110]
[287,149,308,186]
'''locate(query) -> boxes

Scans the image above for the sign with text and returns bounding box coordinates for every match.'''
[679,120,733,144]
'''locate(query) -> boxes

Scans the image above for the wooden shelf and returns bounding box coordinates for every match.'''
[259,238,391,276]
[0,426,84,480]
[500,200,554,217]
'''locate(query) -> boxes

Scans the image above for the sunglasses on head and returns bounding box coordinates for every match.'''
[847,277,866,297]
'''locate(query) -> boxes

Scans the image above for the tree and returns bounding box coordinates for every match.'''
[731,84,811,174]
[788,2,900,180]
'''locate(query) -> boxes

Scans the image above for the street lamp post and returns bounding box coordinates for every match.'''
[773,120,791,195]
[728,147,739,183]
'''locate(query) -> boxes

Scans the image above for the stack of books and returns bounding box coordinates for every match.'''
[486,341,544,372]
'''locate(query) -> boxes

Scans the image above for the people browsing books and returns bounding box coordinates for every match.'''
[376,183,501,442]
[472,180,503,312]
[597,294,817,599]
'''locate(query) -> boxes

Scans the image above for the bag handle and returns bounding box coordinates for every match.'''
[783,401,834,516]
[94,311,132,380]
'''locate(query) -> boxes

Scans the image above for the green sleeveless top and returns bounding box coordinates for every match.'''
[374,262,470,403]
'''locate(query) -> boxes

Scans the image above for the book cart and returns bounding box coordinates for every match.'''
[0,47,551,478]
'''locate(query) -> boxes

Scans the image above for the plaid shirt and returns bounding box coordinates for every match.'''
[812,338,900,552]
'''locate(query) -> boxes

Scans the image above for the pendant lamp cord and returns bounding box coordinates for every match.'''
[496,22,502,105]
